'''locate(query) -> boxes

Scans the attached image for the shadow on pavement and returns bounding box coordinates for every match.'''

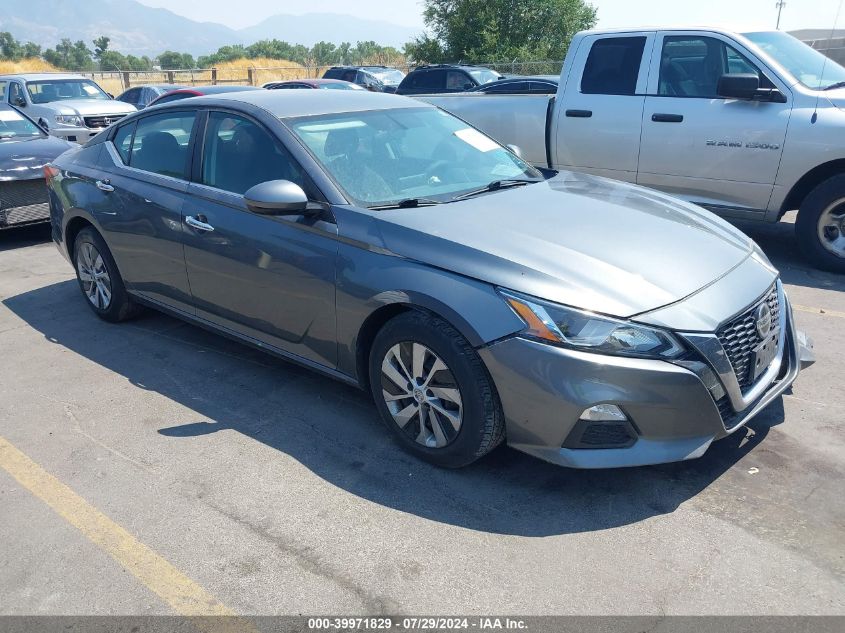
[0,223,52,253]
[4,280,786,537]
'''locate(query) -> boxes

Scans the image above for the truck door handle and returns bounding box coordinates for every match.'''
[565,109,593,118]
[185,215,215,232]
[96,180,114,192]
[651,113,684,123]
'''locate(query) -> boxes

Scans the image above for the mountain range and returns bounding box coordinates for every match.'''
[0,0,421,57]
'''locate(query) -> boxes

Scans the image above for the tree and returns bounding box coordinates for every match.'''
[406,0,597,63]
[93,36,110,61]
[158,51,195,69]
[44,39,93,70]
[0,32,23,60]
[21,42,41,58]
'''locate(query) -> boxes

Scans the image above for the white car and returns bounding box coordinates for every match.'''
[0,73,136,143]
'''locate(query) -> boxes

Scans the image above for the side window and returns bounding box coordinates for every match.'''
[529,81,557,94]
[581,36,646,96]
[201,111,304,196]
[112,121,135,164]
[122,88,140,105]
[488,81,528,93]
[446,71,470,91]
[0,81,7,101]
[658,36,770,97]
[129,111,195,179]
[9,82,25,105]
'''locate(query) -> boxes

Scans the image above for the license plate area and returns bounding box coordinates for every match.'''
[750,329,780,383]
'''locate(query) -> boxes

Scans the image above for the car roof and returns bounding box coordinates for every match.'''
[165,89,430,119]
[0,73,90,81]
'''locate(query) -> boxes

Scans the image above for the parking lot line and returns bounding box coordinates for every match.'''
[792,304,845,319]
[0,434,252,631]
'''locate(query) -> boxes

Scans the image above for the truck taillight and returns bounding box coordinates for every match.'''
[44,165,60,181]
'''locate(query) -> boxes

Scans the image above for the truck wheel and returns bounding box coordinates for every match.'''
[73,227,141,322]
[368,310,505,468]
[796,174,845,273]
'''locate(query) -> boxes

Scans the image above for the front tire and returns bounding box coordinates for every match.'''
[796,174,845,273]
[368,311,504,468]
[73,227,140,322]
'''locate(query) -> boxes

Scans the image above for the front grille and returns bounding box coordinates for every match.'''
[716,285,780,392]
[0,179,47,209]
[84,114,126,129]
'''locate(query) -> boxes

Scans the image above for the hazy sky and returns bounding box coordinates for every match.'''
[137,0,844,33]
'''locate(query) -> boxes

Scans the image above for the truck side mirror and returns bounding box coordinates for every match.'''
[13,96,26,107]
[717,73,759,100]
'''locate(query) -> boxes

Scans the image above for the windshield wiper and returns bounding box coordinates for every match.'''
[451,179,536,202]
[823,81,845,91]
[367,198,443,210]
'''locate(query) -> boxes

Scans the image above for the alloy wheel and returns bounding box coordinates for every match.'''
[818,198,845,259]
[380,342,463,448]
[76,242,113,310]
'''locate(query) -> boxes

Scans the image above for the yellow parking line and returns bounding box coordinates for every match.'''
[0,435,252,632]
[792,304,845,319]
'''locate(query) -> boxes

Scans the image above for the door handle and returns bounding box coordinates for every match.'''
[565,109,593,118]
[96,180,114,192]
[651,113,684,123]
[185,215,215,232]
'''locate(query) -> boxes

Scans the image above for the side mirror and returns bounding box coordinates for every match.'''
[717,73,759,100]
[244,180,308,215]
[13,97,26,107]
[506,144,523,158]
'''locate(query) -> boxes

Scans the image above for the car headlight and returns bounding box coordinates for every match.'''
[55,114,84,127]
[500,289,684,359]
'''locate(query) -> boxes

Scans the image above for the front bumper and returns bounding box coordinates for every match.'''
[49,126,103,144]
[479,285,808,469]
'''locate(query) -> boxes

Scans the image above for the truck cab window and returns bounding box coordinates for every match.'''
[581,36,646,96]
[659,36,771,97]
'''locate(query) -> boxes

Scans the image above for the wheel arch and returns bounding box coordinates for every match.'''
[782,159,845,217]
[64,213,97,260]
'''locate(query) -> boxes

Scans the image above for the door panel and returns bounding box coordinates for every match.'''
[182,110,338,367]
[552,33,654,182]
[96,113,197,312]
[637,33,792,211]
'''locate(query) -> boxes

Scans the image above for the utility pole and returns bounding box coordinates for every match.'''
[776,1,787,29]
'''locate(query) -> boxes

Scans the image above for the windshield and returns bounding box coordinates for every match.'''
[467,68,501,85]
[289,107,542,207]
[0,107,43,140]
[744,31,845,90]
[368,68,406,85]
[26,79,110,103]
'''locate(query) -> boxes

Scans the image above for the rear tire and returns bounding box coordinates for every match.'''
[368,310,504,468]
[73,227,141,322]
[796,174,845,273]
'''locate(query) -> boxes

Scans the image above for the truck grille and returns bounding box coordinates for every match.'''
[716,285,780,392]
[0,179,49,226]
[84,114,127,129]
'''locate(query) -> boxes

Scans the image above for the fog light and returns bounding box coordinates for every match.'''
[579,404,627,422]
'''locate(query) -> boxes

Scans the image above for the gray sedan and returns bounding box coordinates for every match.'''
[46,90,814,469]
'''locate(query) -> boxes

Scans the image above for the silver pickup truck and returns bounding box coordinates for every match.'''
[420,27,845,273]
[0,73,136,144]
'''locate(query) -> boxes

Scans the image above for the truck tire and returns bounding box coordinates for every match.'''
[368,310,505,468]
[796,174,845,274]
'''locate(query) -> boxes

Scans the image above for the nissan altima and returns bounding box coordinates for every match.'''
[47,90,814,469]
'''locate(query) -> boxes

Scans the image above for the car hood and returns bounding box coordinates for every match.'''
[46,99,136,116]
[362,172,757,317]
[0,134,75,181]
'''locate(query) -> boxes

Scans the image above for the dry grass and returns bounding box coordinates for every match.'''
[214,58,313,85]
[0,58,62,73]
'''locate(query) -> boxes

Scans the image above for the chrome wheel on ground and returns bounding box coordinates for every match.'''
[76,242,112,310]
[381,342,463,448]
[817,198,845,259]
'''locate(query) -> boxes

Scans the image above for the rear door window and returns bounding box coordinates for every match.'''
[581,36,647,95]
[112,121,135,164]
[446,71,471,91]
[129,111,196,179]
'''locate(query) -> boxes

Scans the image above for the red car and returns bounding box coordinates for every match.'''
[148,85,262,107]
[263,78,365,91]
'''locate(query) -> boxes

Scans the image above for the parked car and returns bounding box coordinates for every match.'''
[322,66,404,92]
[47,90,814,469]
[418,28,845,273]
[0,74,136,143]
[148,85,262,107]
[116,84,187,110]
[0,103,75,230]
[264,79,365,91]
[396,64,502,95]
[471,76,559,94]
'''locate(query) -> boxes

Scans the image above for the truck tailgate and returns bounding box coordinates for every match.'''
[415,93,553,167]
